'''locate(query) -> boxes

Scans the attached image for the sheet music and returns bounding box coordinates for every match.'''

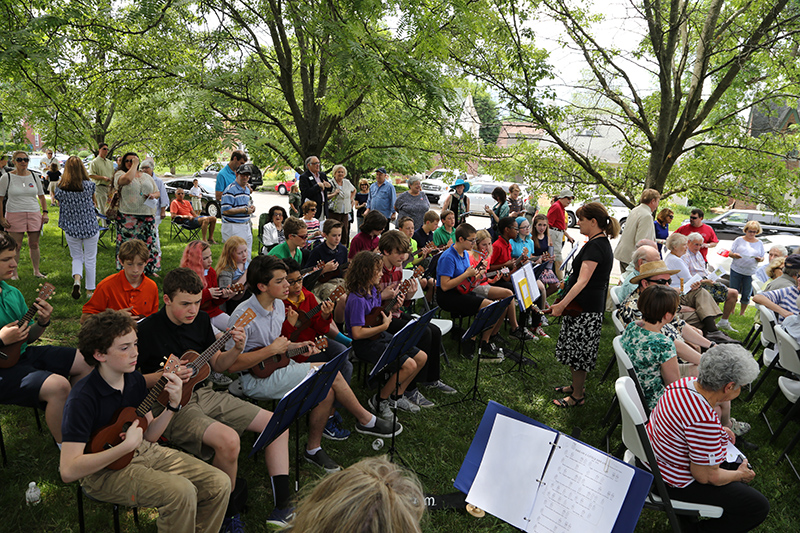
[683,274,704,294]
[466,415,557,531]
[528,434,634,533]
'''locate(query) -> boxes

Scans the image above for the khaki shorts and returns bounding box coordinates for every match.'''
[158,384,262,460]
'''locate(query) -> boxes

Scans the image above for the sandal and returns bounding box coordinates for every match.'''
[553,395,585,408]
[554,384,575,394]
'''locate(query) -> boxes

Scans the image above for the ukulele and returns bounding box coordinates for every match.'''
[288,285,347,341]
[362,266,425,338]
[0,283,56,369]
[316,262,349,285]
[249,336,329,379]
[88,355,181,470]
[301,261,324,278]
[157,308,257,407]
[457,253,488,294]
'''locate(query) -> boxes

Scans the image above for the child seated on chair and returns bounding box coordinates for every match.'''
[344,251,428,419]
[219,255,401,474]
[59,310,231,533]
[378,230,455,406]
[81,239,158,323]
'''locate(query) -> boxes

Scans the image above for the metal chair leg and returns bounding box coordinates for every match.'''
[745,356,780,402]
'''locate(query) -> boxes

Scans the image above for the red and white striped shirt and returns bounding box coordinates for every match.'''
[645,377,729,488]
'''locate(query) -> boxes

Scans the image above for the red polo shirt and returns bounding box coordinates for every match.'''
[547,200,567,231]
[282,287,332,359]
[489,237,512,268]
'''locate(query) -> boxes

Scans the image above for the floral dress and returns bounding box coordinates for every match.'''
[619,322,676,411]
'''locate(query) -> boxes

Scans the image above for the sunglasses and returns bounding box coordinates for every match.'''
[690,216,700,220]
[293,234,308,240]
[16,157,29,163]
[648,278,671,285]
[125,159,134,164]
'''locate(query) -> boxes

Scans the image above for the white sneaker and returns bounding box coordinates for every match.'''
[389,395,420,413]
[717,319,738,332]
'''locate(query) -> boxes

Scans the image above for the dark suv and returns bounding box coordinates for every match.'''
[702,209,800,239]
[194,161,263,189]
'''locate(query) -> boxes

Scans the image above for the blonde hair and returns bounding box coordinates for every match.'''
[216,236,247,272]
[331,164,347,178]
[766,257,785,279]
[286,456,424,533]
[743,220,762,235]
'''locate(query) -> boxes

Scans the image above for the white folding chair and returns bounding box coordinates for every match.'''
[745,306,780,402]
[602,337,651,446]
[600,310,627,383]
[609,284,624,308]
[761,326,800,442]
[616,376,723,532]
[403,269,452,366]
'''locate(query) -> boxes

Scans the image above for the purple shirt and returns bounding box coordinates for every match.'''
[344,286,381,334]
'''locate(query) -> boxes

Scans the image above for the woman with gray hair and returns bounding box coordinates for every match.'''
[394,175,430,231]
[646,345,768,532]
[327,164,355,243]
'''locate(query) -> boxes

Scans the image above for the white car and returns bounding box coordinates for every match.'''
[420,169,475,204]
[567,195,631,229]
[439,180,531,217]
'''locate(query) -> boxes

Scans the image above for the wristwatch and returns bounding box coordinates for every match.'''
[166,402,181,413]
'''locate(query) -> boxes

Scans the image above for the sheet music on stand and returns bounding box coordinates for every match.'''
[455,402,652,533]
[511,262,540,313]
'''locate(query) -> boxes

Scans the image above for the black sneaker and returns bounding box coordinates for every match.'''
[265,507,294,527]
[356,416,402,438]
[303,449,341,473]
[479,341,504,363]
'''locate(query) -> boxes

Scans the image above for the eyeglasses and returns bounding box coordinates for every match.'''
[667,215,674,219]
[690,216,700,220]
[16,157,29,163]
[176,192,184,195]
[293,234,308,240]
[360,184,369,188]
[309,161,320,166]
[648,278,671,285]
[287,278,303,285]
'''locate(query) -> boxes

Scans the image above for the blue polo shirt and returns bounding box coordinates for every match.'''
[221,182,251,224]
[436,245,470,288]
[215,164,237,193]
[367,181,396,219]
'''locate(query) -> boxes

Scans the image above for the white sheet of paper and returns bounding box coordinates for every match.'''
[523,262,540,303]
[726,440,745,463]
[528,434,634,532]
[709,266,726,279]
[684,274,704,294]
[466,415,556,530]
[143,197,159,210]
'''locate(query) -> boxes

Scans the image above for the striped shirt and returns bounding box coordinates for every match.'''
[646,377,728,488]
[221,182,251,224]
[760,285,800,323]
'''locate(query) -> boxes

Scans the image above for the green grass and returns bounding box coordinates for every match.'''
[0,206,798,531]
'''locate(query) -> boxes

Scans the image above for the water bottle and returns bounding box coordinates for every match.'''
[25,482,41,506]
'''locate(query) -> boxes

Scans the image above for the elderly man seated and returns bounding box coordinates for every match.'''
[680,232,739,332]
[646,345,768,532]
[617,243,660,302]
[619,260,751,439]
[169,188,217,243]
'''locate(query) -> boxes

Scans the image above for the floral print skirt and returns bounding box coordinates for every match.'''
[115,213,160,275]
[554,311,604,372]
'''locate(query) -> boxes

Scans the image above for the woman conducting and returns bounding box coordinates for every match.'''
[550,202,619,408]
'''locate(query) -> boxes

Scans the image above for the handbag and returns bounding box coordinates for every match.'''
[105,186,121,219]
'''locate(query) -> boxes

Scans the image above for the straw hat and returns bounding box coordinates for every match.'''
[630,260,680,284]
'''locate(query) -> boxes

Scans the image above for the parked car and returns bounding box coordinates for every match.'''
[567,195,631,229]
[194,161,263,189]
[421,169,475,204]
[441,180,531,217]
[685,209,800,240]
[163,177,221,218]
[275,178,295,195]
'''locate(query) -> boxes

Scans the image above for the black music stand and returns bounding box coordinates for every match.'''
[368,309,436,465]
[445,296,513,407]
[249,349,348,490]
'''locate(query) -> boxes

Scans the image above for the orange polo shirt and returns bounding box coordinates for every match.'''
[82,270,159,318]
